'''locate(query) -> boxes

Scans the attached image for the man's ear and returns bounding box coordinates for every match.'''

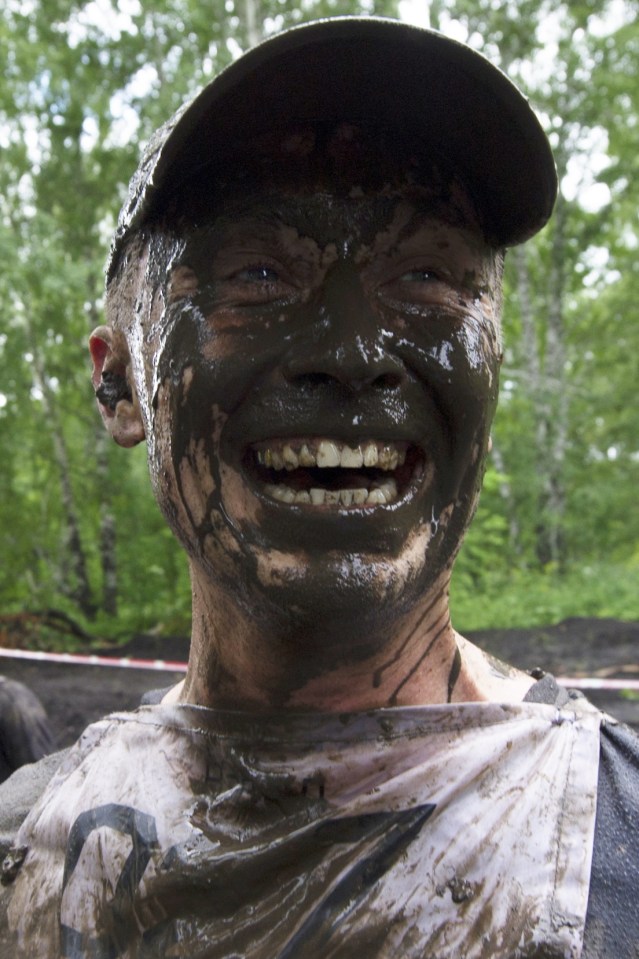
[89,326,145,448]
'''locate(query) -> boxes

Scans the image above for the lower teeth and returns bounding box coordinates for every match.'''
[264,479,398,506]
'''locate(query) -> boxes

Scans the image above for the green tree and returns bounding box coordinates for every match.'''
[0,0,400,638]
[441,0,639,583]
[1,0,636,639]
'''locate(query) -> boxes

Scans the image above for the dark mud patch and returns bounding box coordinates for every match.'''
[1,618,637,750]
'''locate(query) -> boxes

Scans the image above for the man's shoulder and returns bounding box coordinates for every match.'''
[0,707,160,852]
[1,705,191,860]
[583,718,639,958]
[0,750,69,954]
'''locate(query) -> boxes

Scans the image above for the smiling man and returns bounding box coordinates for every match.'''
[97,120,515,715]
[1,17,637,959]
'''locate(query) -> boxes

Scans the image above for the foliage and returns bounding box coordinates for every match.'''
[451,561,639,632]
[0,0,637,640]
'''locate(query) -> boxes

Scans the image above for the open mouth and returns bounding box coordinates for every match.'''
[245,439,423,508]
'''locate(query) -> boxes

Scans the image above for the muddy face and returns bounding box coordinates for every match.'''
[128,167,501,652]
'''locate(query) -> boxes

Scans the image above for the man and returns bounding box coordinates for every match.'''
[1,17,637,957]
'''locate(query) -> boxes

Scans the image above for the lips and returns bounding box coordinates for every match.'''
[245,438,423,508]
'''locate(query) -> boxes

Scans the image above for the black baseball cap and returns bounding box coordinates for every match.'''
[107,16,557,279]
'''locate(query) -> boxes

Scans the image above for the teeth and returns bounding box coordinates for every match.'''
[378,445,399,470]
[371,477,398,503]
[316,440,341,468]
[263,481,398,507]
[299,443,315,467]
[270,449,284,470]
[257,439,409,508]
[264,484,295,503]
[282,444,299,470]
[362,442,379,467]
[340,445,364,468]
[256,440,406,471]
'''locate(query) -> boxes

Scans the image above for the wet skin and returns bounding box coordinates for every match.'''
[116,177,514,708]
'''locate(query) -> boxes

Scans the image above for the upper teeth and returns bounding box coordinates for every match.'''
[256,440,406,471]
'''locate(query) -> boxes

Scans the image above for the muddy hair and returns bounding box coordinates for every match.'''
[105,232,152,336]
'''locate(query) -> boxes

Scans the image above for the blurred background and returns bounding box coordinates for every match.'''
[0,0,637,650]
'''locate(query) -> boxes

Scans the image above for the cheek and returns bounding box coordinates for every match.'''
[177,438,216,528]
[152,302,262,419]
[398,309,500,412]
[149,377,221,532]
[452,317,501,395]
[192,308,291,413]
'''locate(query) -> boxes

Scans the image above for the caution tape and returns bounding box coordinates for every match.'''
[1,646,638,690]
[556,676,639,691]
[0,647,187,672]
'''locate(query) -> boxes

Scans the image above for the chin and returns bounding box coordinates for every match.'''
[221,523,453,647]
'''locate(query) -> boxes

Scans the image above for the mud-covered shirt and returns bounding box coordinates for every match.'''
[0,689,622,959]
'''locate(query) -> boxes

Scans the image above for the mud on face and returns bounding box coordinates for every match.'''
[106,124,503,640]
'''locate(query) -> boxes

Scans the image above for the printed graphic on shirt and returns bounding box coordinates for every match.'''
[60,803,437,958]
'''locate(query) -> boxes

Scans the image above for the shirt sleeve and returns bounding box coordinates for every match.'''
[0,749,69,862]
[582,719,639,957]
[0,749,69,952]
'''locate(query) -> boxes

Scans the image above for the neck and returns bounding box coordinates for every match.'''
[175,565,534,713]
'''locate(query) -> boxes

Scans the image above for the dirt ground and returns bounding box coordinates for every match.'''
[1,617,638,750]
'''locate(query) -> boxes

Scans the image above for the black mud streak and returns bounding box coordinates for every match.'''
[160,296,257,586]
[446,644,462,702]
[275,804,436,959]
[372,589,444,689]
[387,610,450,706]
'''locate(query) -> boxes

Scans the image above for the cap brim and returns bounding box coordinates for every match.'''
[111,17,557,276]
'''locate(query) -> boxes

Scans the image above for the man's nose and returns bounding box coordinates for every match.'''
[283,261,406,391]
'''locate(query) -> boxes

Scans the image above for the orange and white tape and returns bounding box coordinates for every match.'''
[0,647,187,672]
[1,647,638,690]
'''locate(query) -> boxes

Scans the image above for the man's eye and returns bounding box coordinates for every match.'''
[378,266,456,311]
[212,260,296,307]
[398,269,438,283]
[233,265,280,284]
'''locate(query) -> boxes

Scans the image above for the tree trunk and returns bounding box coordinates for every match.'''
[540,186,569,568]
[27,337,96,618]
[95,428,118,616]
[242,0,263,48]
[489,440,520,552]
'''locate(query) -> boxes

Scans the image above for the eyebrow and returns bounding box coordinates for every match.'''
[191,197,486,272]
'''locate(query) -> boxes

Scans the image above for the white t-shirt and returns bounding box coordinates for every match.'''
[6,699,601,957]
